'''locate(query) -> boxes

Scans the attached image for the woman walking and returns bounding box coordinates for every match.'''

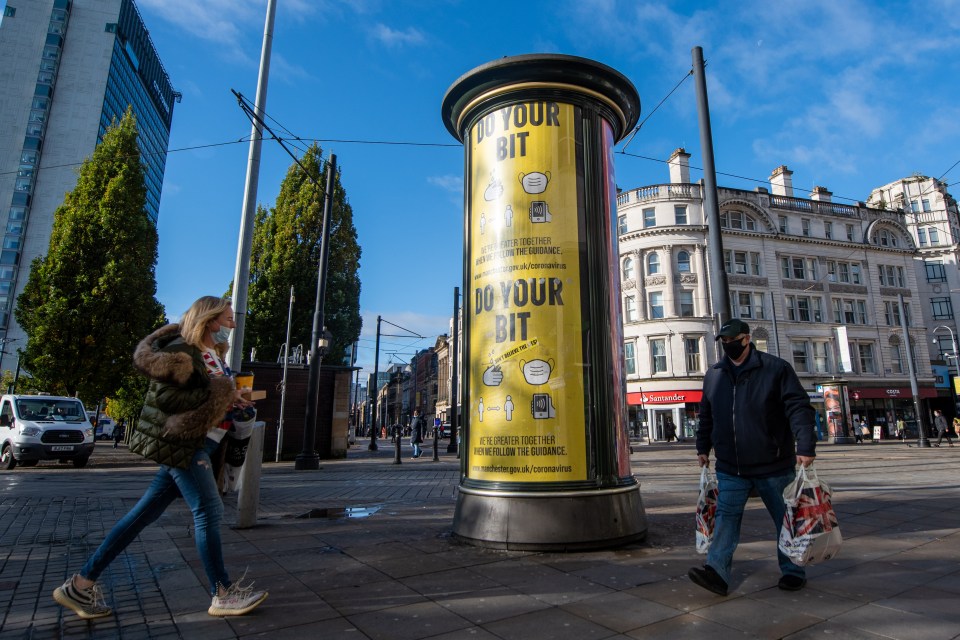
[53,296,267,619]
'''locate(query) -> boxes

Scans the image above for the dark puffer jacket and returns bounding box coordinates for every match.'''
[696,346,816,477]
[128,324,235,469]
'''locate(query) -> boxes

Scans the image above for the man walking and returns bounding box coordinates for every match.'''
[933,410,955,447]
[689,319,817,596]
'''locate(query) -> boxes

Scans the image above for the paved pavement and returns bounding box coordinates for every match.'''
[1,436,959,639]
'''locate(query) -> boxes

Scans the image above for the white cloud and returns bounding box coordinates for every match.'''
[370,23,426,48]
[427,175,463,193]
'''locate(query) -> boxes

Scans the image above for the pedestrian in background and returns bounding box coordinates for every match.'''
[53,296,267,620]
[410,410,424,458]
[689,319,816,597]
[933,410,954,447]
[112,419,125,449]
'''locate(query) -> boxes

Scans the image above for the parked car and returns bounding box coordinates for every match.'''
[438,423,452,439]
[0,394,94,469]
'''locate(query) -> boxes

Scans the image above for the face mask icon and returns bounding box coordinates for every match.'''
[519,171,550,194]
[520,358,554,385]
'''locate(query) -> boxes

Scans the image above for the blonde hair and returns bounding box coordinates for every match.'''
[179,296,232,350]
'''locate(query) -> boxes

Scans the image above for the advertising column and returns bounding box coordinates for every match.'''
[442,54,647,549]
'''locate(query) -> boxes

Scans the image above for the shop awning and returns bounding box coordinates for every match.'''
[849,387,937,400]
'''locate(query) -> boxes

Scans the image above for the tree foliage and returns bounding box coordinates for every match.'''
[245,144,362,364]
[15,108,165,401]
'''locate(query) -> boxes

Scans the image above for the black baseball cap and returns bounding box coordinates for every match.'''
[716,318,750,340]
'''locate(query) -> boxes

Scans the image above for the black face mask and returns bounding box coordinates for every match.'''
[721,338,748,361]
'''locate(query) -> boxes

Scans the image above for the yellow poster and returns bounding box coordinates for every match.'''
[467,101,586,482]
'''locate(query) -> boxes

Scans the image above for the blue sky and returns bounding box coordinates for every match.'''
[94,0,960,378]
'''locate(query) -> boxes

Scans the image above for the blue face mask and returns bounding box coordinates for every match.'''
[213,325,232,344]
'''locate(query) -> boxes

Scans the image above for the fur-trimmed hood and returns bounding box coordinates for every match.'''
[133,323,196,386]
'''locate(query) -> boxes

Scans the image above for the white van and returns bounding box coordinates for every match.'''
[0,394,95,469]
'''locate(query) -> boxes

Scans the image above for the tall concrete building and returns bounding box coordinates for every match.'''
[0,0,177,367]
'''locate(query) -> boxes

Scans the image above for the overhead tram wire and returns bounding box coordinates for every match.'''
[619,69,693,154]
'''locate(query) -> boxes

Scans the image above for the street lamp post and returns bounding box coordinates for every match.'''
[933,325,960,415]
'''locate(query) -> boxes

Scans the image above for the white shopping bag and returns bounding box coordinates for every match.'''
[778,464,842,566]
[221,417,255,494]
[695,466,719,554]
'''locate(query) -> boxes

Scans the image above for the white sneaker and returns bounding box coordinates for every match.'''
[53,575,112,620]
[208,574,267,617]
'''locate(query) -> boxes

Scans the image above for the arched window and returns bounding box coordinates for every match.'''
[647,252,660,275]
[623,257,634,280]
[677,250,691,272]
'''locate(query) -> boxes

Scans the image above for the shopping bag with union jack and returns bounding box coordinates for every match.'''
[778,463,842,566]
[695,466,719,554]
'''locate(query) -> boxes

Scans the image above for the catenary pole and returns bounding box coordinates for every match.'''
[368,316,382,451]
[295,154,337,470]
[692,46,731,332]
[227,0,276,372]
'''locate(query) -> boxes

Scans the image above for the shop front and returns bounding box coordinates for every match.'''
[626,389,701,442]
[848,386,937,439]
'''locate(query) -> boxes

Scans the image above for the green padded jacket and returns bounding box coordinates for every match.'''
[128,323,235,469]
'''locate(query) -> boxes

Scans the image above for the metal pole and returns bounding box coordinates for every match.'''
[692,46,730,325]
[227,0,276,372]
[276,286,294,462]
[447,287,460,453]
[900,293,930,447]
[295,154,337,470]
[368,316,382,450]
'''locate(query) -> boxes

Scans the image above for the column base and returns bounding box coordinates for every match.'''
[453,483,647,551]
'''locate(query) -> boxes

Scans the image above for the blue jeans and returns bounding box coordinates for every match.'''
[412,442,421,457]
[706,469,805,586]
[81,439,229,595]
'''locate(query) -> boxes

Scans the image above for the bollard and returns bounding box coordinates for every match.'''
[432,426,439,461]
[236,421,265,529]
[393,425,402,465]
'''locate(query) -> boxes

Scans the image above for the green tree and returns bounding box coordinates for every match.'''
[15,108,165,400]
[246,144,362,364]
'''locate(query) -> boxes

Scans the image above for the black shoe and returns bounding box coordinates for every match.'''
[778,575,806,591]
[688,565,728,596]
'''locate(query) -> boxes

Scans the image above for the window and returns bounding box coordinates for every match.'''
[890,342,903,374]
[922,198,931,212]
[618,215,627,235]
[622,257,634,280]
[910,199,919,213]
[624,295,637,322]
[857,343,876,374]
[813,342,829,373]
[721,210,757,230]
[677,250,691,272]
[824,221,833,239]
[679,291,694,317]
[785,295,822,322]
[725,250,761,276]
[3,6,15,17]
[624,342,636,375]
[884,301,911,326]
[731,290,765,320]
[832,298,868,324]
[874,229,899,247]
[802,219,811,237]
[685,337,700,372]
[918,228,927,246]
[926,260,946,283]
[105,22,118,33]
[649,291,664,319]
[791,342,809,372]
[647,253,660,275]
[781,256,816,280]
[846,224,854,241]
[651,338,667,373]
[643,207,656,228]
[931,297,954,320]
[779,216,788,233]
[674,205,688,225]
[827,260,862,284]
[929,227,940,244]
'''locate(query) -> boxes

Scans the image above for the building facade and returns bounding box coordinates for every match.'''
[617,149,955,442]
[0,0,177,365]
